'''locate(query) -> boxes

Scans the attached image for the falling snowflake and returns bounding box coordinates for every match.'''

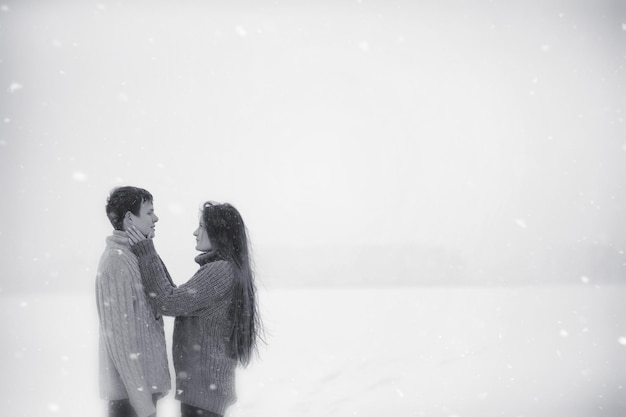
[580,276,590,284]
[618,337,626,346]
[514,219,528,229]
[47,403,60,413]
[129,352,141,360]
[235,25,247,37]
[8,82,22,92]
[73,171,87,182]
[358,41,370,52]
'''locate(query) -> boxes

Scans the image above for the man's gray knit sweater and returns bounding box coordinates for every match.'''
[131,239,237,416]
[96,231,171,417]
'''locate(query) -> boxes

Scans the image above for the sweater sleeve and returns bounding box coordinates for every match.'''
[131,239,233,317]
[96,258,156,417]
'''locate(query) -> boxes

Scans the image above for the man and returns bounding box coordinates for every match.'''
[96,186,171,417]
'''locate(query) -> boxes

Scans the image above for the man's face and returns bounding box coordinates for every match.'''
[128,200,159,237]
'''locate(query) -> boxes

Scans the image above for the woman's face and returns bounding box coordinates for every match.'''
[194,221,213,252]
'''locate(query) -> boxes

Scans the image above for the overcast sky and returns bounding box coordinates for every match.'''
[1,0,625,292]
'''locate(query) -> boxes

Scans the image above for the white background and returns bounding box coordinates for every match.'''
[1,1,625,416]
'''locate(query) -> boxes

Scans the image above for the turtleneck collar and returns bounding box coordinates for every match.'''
[106,230,130,248]
[194,250,222,266]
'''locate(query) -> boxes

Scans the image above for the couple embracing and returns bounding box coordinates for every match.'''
[95,186,262,417]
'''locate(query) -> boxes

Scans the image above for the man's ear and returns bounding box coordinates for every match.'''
[122,211,133,230]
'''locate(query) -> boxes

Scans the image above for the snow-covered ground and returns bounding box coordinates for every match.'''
[1,284,625,417]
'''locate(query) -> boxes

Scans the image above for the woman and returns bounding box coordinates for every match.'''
[127,201,262,417]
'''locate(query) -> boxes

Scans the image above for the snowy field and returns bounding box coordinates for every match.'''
[1,284,625,417]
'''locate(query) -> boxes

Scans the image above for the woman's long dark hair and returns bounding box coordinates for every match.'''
[201,202,262,367]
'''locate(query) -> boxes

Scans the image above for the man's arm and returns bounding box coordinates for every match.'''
[96,260,157,417]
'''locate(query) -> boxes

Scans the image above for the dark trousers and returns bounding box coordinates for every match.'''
[109,394,159,417]
[181,403,222,417]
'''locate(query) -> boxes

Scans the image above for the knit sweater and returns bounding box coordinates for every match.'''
[131,239,237,416]
[95,231,171,417]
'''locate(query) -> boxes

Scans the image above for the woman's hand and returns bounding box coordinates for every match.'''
[126,225,149,245]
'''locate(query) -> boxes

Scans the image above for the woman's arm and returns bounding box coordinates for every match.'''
[130,238,233,317]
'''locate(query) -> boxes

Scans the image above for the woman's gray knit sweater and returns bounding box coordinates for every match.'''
[131,239,237,416]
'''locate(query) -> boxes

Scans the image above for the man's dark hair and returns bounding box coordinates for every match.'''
[105,186,153,231]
